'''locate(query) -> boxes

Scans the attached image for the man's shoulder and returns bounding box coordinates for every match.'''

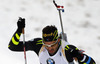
[29,38,42,41]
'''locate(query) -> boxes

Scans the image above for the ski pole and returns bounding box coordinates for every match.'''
[58,10,64,35]
[53,0,67,42]
[22,28,27,64]
[53,0,64,34]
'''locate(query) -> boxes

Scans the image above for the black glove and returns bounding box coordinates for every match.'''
[65,45,83,60]
[17,17,25,33]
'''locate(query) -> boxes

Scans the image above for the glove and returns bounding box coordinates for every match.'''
[17,17,25,33]
[59,32,67,41]
[65,45,83,60]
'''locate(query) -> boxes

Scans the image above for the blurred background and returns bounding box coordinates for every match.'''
[0,0,100,64]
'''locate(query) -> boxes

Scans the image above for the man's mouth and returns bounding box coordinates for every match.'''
[48,50,54,53]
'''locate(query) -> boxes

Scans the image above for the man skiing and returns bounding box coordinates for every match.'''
[8,17,96,64]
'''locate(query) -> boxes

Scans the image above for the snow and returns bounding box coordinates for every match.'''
[0,0,100,64]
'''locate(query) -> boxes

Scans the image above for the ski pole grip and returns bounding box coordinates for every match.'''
[22,28,24,34]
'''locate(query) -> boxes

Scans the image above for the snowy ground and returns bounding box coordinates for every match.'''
[0,0,100,64]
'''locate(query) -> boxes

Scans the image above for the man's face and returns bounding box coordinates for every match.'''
[43,39,60,55]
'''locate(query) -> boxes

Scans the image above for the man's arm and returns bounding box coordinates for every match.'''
[8,29,43,54]
[65,45,96,64]
[8,17,43,55]
[8,17,25,51]
[8,29,24,51]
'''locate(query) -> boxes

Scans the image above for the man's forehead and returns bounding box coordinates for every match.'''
[43,41,56,44]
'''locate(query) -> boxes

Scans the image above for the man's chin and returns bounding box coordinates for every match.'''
[48,51,55,55]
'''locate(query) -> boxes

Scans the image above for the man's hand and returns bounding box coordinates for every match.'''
[17,17,25,33]
[65,45,84,60]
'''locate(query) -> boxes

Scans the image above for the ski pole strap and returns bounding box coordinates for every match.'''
[53,0,64,12]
